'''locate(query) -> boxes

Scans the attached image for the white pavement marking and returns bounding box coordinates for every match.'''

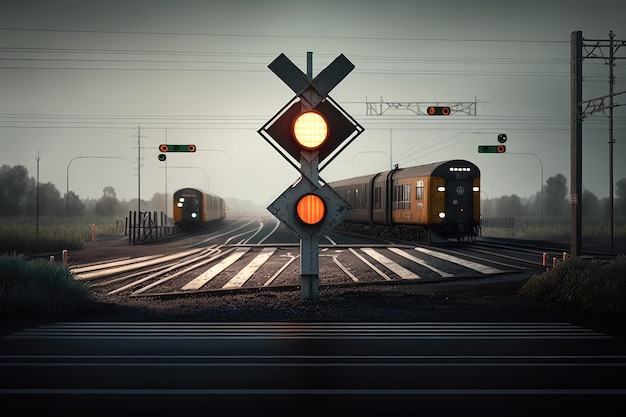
[222,247,276,289]
[181,247,250,291]
[361,248,420,279]
[70,256,159,274]
[414,247,505,274]
[263,253,298,286]
[72,249,206,280]
[388,247,454,277]
[349,248,391,280]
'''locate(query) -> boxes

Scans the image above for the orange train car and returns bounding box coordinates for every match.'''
[173,187,227,231]
[328,160,480,242]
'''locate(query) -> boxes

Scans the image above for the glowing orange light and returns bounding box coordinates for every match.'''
[427,106,451,116]
[296,194,326,225]
[293,111,328,149]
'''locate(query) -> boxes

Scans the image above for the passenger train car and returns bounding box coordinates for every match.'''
[173,187,227,231]
[328,160,480,242]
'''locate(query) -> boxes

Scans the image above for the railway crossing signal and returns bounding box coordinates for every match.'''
[426,106,451,116]
[478,145,506,153]
[159,144,196,153]
[259,52,364,299]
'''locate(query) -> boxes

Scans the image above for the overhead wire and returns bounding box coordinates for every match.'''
[1,27,623,130]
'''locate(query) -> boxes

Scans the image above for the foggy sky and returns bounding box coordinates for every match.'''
[1,0,625,207]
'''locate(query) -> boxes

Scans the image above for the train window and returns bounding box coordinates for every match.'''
[374,187,381,210]
[415,181,424,200]
[355,186,366,210]
[394,184,410,210]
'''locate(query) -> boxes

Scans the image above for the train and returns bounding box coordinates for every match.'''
[328,159,481,243]
[173,187,227,231]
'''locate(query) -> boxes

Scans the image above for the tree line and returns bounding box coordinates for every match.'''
[0,164,166,218]
[1,163,625,222]
[481,172,626,224]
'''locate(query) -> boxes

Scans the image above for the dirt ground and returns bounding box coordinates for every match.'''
[55,237,625,340]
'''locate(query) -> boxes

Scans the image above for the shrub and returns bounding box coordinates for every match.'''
[519,256,626,318]
[0,253,98,319]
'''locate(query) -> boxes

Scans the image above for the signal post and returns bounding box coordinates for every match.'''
[259,52,363,299]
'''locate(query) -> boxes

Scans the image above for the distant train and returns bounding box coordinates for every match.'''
[328,159,481,242]
[173,187,227,231]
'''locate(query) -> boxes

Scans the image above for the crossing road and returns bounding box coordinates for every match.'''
[1,322,624,416]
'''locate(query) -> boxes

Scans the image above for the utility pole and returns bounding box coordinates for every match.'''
[35,152,41,239]
[571,30,625,255]
[134,125,143,216]
[164,129,168,219]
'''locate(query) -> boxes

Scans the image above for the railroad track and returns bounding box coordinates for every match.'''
[70,237,525,298]
[467,237,619,268]
[72,218,610,299]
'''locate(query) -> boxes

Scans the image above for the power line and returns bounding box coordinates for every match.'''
[0,27,570,44]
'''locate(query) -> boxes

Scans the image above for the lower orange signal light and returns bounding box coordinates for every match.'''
[296,194,326,225]
[187,144,196,152]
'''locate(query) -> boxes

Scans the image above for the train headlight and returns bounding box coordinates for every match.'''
[473,186,480,192]
[179,197,185,202]
[191,212,198,219]
[437,186,446,192]
[176,202,184,208]
[438,212,446,219]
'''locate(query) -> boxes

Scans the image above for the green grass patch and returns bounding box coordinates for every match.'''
[0,217,125,255]
[0,253,99,320]
[519,256,626,318]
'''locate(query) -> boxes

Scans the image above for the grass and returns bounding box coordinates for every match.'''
[0,253,99,320]
[0,217,125,255]
[481,222,626,241]
[519,255,626,319]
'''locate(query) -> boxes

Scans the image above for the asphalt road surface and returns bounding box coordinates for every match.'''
[1,321,624,416]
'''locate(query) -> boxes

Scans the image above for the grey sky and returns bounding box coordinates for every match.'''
[1,0,625,207]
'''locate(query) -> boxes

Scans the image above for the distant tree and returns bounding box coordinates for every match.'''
[94,186,121,217]
[480,198,495,217]
[26,182,63,217]
[544,173,568,218]
[102,186,117,199]
[65,191,86,217]
[494,194,525,217]
[528,192,542,219]
[148,192,167,213]
[582,188,603,223]
[0,164,35,216]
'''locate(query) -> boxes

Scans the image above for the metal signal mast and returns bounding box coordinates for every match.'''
[571,30,625,255]
[365,97,477,116]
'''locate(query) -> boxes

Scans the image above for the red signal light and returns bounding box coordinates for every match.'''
[296,194,326,225]
[427,106,451,116]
